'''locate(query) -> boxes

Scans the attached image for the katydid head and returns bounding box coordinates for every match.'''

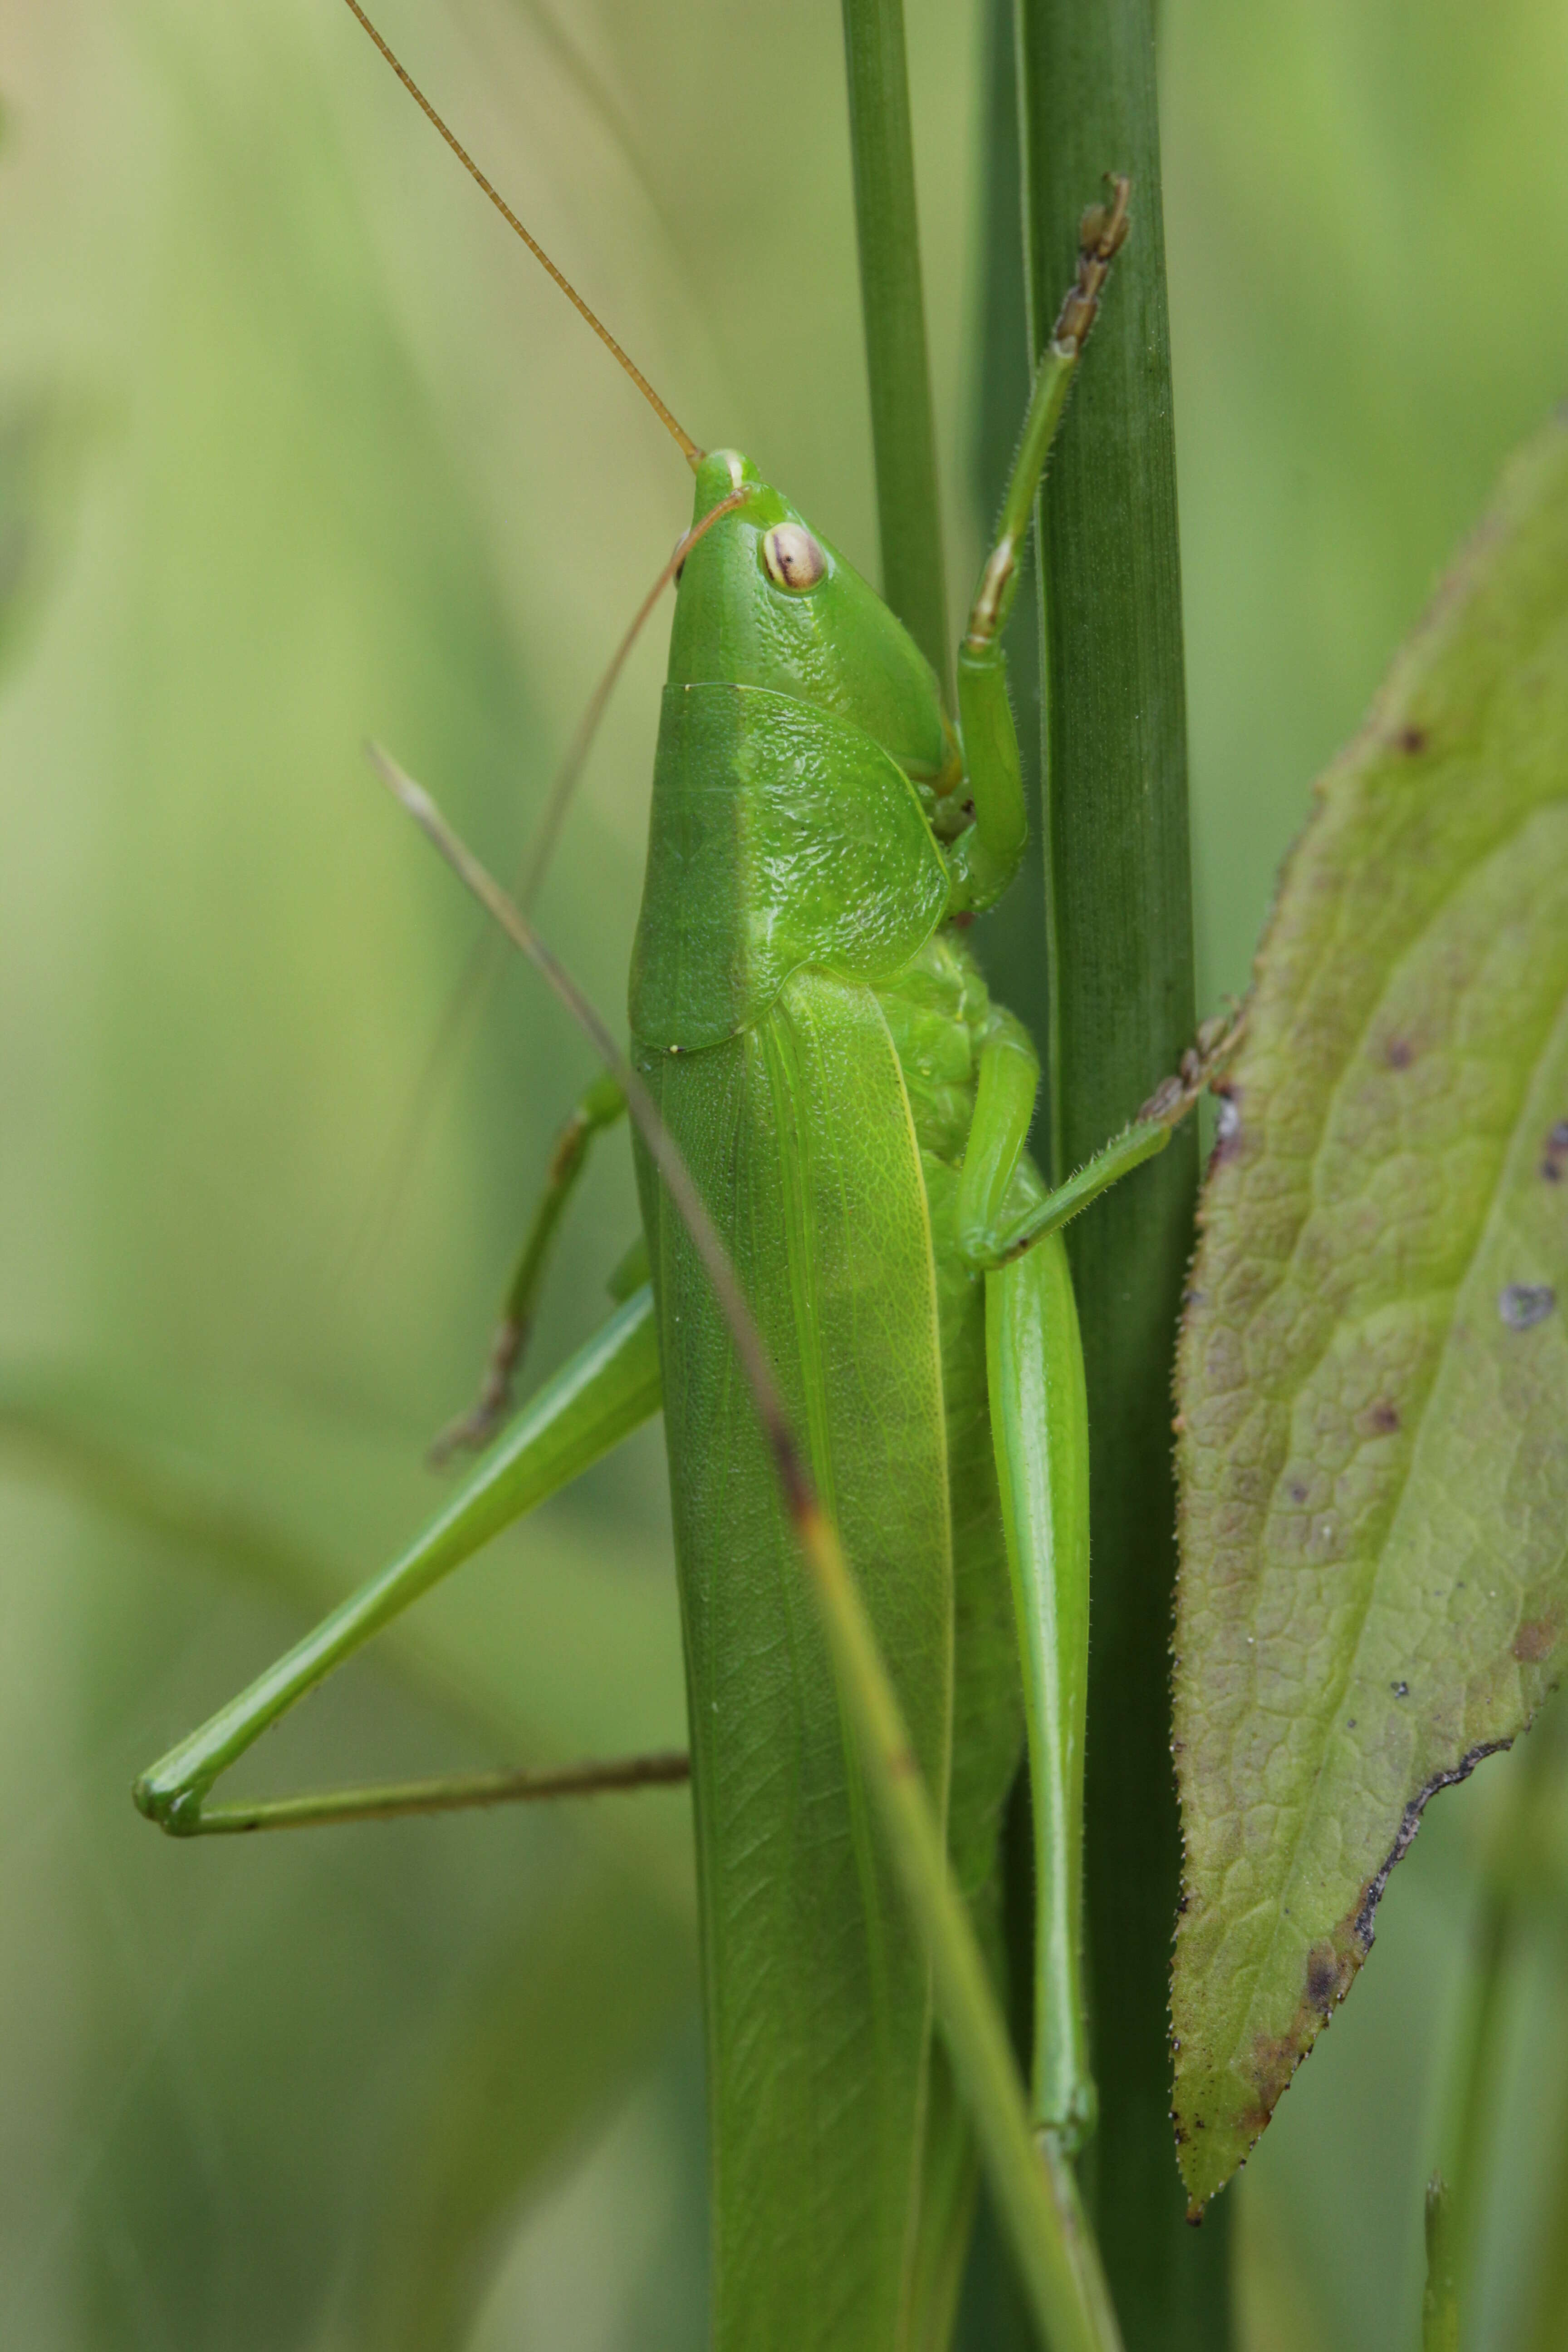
[668,451,957,789]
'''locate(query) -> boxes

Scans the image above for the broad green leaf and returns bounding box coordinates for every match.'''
[1171,416,1568,2208]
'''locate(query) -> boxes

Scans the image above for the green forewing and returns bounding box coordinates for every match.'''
[630,682,950,1050]
[1172,417,1568,2206]
[635,969,953,2350]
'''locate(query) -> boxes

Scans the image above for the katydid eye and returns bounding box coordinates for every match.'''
[762,523,827,593]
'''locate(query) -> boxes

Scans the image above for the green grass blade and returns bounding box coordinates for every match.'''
[1421,2178,1460,2352]
[1014,2,1228,2340]
[838,0,950,697]
[969,0,1049,1086]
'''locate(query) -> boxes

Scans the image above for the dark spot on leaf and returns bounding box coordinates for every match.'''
[1347,1718,1357,1729]
[951,909,975,931]
[1287,1480,1308,1504]
[1392,1681,1409,1697]
[1513,1618,1558,1664]
[1364,1400,1401,1435]
[1305,1946,1341,2011]
[1247,2030,1301,2121]
[1499,1283,1555,1331]
[1384,1037,1415,1069]
[1542,1121,1568,1181]
[1394,724,1428,755]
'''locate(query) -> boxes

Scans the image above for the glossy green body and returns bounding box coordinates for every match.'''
[631,453,1053,2347]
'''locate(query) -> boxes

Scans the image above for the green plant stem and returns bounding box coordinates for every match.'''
[1014,3,1230,2342]
[970,0,1049,1095]
[1422,2177,1460,2352]
[838,0,951,698]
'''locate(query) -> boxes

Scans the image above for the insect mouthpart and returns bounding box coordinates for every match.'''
[762,523,828,593]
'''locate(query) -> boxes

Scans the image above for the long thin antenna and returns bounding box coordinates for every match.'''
[337,0,701,466]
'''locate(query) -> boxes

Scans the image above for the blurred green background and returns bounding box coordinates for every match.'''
[1,0,1566,2344]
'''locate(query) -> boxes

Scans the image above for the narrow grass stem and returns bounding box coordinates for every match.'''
[838,0,950,697]
[1422,2176,1460,2352]
[1015,0,1222,2332]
